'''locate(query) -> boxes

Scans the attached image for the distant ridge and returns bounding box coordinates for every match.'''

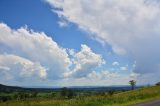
[0,83,24,91]
[0,83,140,93]
[0,84,56,92]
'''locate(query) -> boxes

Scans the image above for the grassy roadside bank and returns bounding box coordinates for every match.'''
[0,85,160,106]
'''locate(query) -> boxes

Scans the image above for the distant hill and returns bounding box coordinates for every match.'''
[68,86,133,92]
[0,84,55,93]
[0,84,25,92]
[0,83,141,93]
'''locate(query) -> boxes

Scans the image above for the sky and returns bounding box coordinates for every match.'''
[0,0,160,87]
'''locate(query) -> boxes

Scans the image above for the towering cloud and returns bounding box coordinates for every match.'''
[0,23,106,85]
[0,23,71,83]
[65,44,105,78]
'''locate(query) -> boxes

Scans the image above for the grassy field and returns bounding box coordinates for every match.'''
[0,85,160,106]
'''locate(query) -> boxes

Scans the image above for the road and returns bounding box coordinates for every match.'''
[130,99,160,106]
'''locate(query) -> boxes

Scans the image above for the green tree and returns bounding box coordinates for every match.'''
[60,87,68,98]
[67,89,74,99]
[60,87,75,99]
[129,80,136,90]
[108,90,115,96]
[31,92,38,98]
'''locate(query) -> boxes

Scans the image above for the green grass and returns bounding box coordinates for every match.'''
[1,86,160,106]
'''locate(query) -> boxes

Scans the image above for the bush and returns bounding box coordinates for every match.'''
[68,89,74,99]
[60,87,75,99]
[108,90,115,96]
[13,92,30,100]
[31,92,38,98]
[60,87,68,98]
[156,82,160,86]
[0,96,11,102]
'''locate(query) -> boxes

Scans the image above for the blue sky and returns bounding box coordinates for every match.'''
[0,0,126,62]
[0,0,159,86]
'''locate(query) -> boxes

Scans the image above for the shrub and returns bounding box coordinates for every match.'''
[108,90,115,96]
[31,92,38,98]
[60,87,75,99]
[0,96,11,102]
[156,82,160,86]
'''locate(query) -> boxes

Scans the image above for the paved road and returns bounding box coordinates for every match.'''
[130,99,160,106]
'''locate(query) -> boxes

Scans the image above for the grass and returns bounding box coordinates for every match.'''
[0,85,160,106]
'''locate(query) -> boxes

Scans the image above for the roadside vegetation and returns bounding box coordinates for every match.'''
[0,82,160,106]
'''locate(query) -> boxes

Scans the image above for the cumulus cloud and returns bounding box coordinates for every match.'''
[65,44,105,78]
[46,0,160,83]
[0,23,71,82]
[0,54,47,80]
[87,70,119,80]
[0,23,107,85]
[112,61,119,66]
[130,72,140,79]
[120,66,128,71]
[64,70,139,86]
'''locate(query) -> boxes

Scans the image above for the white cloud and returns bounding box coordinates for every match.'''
[68,49,75,56]
[63,70,140,86]
[0,66,10,71]
[112,61,119,66]
[0,54,47,80]
[58,20,68,27]
[0,23,71,82]
[130,72,140,79]
[120,66,128,71]
[87,70,119,80]
[0,23,107,86]
[46,0,160,84]
[65,44,105,78]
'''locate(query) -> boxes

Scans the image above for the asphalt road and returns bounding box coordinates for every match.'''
[130,99,160,106]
